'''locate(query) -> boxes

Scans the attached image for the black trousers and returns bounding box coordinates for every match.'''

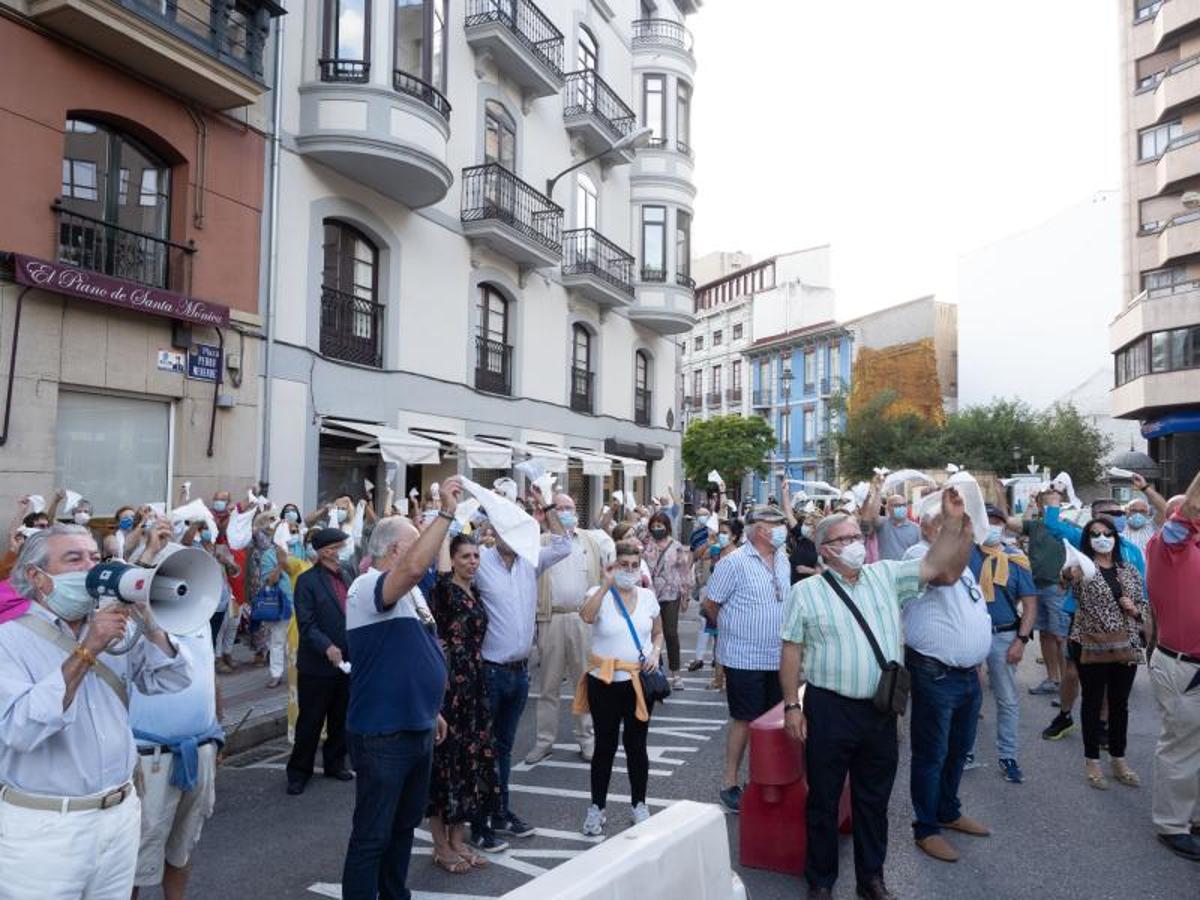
[586,675,651,808]
[287,671,350,782]
[1078,661,1138,759]
[803,685,899,891]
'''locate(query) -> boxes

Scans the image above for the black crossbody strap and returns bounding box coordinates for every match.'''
[821,571,888,670]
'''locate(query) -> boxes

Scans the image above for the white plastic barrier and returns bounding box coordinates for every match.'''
[501,800,746,900]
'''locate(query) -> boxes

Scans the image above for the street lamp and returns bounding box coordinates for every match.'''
[545,126,655,199]
[781,363,794,480]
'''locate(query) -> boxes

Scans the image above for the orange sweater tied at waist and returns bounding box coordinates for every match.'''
[572,653,650,722]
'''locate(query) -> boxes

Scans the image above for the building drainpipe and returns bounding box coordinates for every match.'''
[259,10,286,495]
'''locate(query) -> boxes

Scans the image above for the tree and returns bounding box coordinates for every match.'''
[835,391,943,482]
[681,414,776,492]
[940,399,1042,475]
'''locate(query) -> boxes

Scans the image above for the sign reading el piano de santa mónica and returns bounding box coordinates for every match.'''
[13,254,230,328]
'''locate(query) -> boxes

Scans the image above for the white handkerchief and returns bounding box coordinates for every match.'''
[460,477,540,565]
[946,471,990,545]
[338,661,352,674]
[707,470,725,490]
[63,490,82,514]
[27,495,45,514]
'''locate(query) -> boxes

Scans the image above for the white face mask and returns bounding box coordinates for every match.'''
[73,511,91,526]
[835,540,867,571]
[983,525,1003,546]
[1090,535,1116,555]
[614,570,640,590]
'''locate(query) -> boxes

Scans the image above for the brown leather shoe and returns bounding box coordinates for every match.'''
[856,876,898,900]
[915,834,960,862]
[807,886,833,900]
[939,815,991,836]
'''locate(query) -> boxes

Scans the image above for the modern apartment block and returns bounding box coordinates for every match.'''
[0,0,283,514]
[1113,0,1200,495]
[265,0,700,521]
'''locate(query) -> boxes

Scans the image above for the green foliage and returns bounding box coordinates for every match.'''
[682,414,777,489]
[836,394,1112,485]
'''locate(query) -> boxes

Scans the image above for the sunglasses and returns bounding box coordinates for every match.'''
[1087,530,1115,539]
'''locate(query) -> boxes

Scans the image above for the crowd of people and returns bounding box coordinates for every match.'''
[0,459,1197,900]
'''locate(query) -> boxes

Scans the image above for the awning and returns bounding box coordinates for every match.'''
[321,418,442,466]
[410,429,514,469]
[607,455,647,479]
[477,437,569,474]
[566,447,613,477]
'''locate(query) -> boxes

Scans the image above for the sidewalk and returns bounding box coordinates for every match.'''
[217,641,288,754]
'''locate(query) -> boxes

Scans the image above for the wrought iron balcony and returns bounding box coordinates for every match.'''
[570,366,594,413]
[562,228,635,303]
[394,71,451,120]
[54,201,194,293]
[677,139,693,157]
[752,388,773,407]
[676,271,696,289]
[475,335,513,395]
[640,266,667,283]
[320,286,385,367]
[564,70,637,148]
[320,58,369,82]
[706,391,723,407]
[634,387,652,426]
[464,0,564,93]
[631,18,694,54]
[726,387,743,404]
[461,163,563,266]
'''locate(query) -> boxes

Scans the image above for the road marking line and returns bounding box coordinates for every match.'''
[414,829,547,877]
[652,714,728,724]
[513,759,673,777]
[531,827,604,844]
[507,848,587,860]
[308,885,490,900]
[507,783,675,808]
[658,698,728,707]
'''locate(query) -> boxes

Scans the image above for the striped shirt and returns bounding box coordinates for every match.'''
[901,541,992,668]
[781,559,922,700]
[706,542,792,670]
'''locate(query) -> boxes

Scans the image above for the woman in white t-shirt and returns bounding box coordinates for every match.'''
[574,540,664,837]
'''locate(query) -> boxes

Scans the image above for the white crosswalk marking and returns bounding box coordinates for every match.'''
[513,758,674,777]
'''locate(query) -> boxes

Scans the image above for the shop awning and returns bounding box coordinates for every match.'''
[607,455,647,478]
[321,418,442,466]
[565,447,613,477]
[410,429,514,469]
[477,437,569,474]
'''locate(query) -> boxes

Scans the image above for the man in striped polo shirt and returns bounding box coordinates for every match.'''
[779,488,975,900]
[703,505,792,813]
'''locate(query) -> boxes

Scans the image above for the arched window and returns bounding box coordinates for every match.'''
[484,100,517,170]
[635,351,651,426]
[58,117,174,288]
[578,25,598,71]
[475,284,512,395]
[570,325,593,413]
[575,172,597,231]
[320,220,382,367]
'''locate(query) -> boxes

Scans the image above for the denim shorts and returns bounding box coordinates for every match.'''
[1035,584,1070,639]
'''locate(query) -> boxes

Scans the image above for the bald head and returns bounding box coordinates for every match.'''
[1165,495,1187,519]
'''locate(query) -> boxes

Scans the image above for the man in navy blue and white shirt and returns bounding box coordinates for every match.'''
[702,505,792,813]
[340,480,461,900]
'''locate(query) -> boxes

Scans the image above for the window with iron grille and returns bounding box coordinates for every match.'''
[475,284,513,394]
[321,220,383,367]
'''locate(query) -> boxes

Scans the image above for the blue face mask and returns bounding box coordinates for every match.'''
[336,508,348,524]
[118,515,134,531]
[558,511,578,531]
[200,529,214,543]
[891,506,908,521]
[718,533,731,548]
[1128,513,1148,530]
[1162,520,1189,544]
[708,543,722,558]
[212,500,228,513]
[284,509,299,523]
[770,525,788,548]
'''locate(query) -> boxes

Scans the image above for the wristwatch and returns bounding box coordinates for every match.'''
[437,510,454,522]
[1017,633,1031,644]
[783,701,803,713]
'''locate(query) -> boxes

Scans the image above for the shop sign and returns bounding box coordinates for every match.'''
[157,349,186,374]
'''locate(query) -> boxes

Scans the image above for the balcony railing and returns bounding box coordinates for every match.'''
[320,286,384,367]
[676,271,696,289]
[475,335,512,395]
[562,228,635,295]
[319,58,369,82]
[461,163,563,254]
[394,70,452,120]
[631,18,694,53]
[54,201,194,292]
[676,139,693,157]
[564,70,637,142]
[641,266,667,283]
[634,387,652,426]
[123,0,273,79]
[726,387,743,404]
[570,366,594,413]
[752,388,772,406]
[706,390,722,407]
[464,0,564,77]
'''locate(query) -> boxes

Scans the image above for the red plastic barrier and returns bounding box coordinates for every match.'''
[739,700,852,875]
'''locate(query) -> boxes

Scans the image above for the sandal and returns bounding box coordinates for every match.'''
[455,847,488,868]
[1111,767,1141,787]
[432,851,471,874]
[1085,769,1108,790]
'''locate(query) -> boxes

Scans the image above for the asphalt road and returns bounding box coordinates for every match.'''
[173,615,1197,900]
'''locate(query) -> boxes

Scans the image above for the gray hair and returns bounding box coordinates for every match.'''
[11,524,93,600]
[813,513,854,548]
[368,515,411,557]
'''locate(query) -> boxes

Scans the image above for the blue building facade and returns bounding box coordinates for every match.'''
[746,323,852,503]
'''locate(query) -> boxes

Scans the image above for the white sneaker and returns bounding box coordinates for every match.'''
[582,804,606,836]
[631,803,651,825]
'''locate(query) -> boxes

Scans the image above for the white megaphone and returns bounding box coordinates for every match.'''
[85,545,224,654]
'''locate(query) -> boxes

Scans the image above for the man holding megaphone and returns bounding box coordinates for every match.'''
[0,523,193,900]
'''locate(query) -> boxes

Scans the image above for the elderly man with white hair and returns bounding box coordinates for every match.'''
[0,524,191,900]
[526,492,614,766]
[779,488,975,900]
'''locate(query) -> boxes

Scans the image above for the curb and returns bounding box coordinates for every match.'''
[223,707,288,755]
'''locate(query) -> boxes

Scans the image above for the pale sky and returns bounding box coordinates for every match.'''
[689,0,1123,319]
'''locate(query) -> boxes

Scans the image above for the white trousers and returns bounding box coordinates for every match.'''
[216,603,240,657]
[0,790,141,900]
[533,612,593,754]
[267,618,288,679]
[1150,650,1200,834]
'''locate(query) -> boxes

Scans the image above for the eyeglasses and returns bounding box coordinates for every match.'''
[821,535,861,548]
[959,577,982,604]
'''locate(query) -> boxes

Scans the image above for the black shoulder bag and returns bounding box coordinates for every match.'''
[821,571,910,716]
[611,587,671,705]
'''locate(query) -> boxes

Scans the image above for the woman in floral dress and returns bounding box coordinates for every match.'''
[427,534,501,873]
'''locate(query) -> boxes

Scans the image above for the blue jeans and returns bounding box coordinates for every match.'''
[906,649,982,839]
[984,632,1020,759]
[342,728,434,900]
[483,662,529,816]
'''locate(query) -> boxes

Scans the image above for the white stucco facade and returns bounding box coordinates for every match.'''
[264,0,701,518]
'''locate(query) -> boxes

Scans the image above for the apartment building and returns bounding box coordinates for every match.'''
[0,0,282,514]
[265,0,700,519]
[1113,0,1200,495]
